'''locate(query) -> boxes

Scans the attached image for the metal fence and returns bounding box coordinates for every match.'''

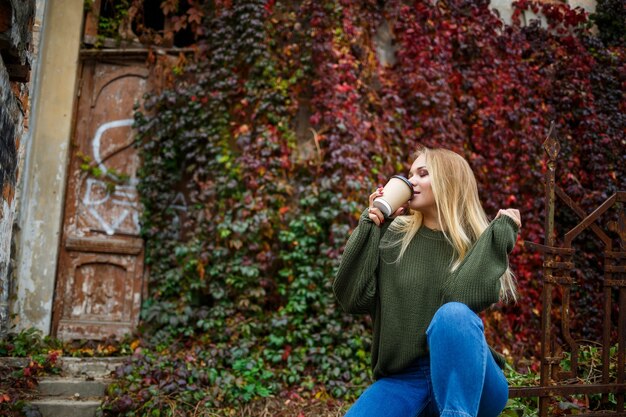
[508,124,626,416]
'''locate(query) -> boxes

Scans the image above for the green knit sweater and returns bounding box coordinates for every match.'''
[333,209,519,379]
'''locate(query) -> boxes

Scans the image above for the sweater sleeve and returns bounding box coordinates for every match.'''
[333,208,389,315]
[441,215,519,312]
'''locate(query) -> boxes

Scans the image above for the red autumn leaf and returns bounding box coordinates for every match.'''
[187,7,203,25]
[172,15,188,32]
[160,0,177,16]
[281,345,292,361]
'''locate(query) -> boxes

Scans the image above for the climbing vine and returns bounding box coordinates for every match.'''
[95,0,625,414]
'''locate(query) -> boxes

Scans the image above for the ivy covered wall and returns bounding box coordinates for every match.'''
[97,0,625,414]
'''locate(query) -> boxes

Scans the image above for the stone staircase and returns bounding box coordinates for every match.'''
[28,357,127,417]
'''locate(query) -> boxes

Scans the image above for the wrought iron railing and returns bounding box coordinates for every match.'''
[508,123,626,416]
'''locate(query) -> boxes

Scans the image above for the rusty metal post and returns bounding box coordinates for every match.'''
[540,122,560,417]
[602,206,618,408]
[603,244,614,406]
[617,287,626,412]
[611,206,626,412]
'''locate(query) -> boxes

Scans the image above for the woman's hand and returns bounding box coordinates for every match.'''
[368,187,405,226]
[495,208,521,229]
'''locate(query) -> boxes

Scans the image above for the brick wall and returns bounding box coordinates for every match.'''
[0,0,35,337]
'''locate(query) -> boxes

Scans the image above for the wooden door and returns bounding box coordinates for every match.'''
[52,58,148,340]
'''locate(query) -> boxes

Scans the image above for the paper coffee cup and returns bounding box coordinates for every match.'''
[373,175,413,217]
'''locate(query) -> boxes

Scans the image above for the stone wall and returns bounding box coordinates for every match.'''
[3,0,598,336]
[491,0,596,25]
[0,0,35,337]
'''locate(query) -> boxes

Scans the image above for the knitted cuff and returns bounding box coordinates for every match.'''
[360,208,374,223]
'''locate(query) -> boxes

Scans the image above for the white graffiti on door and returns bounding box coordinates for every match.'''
[83,178,139,235]
[92,119,135,177]
[81,119,188,236]
[82,119,140,235]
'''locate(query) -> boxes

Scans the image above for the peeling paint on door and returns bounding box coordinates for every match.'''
[53,58,149,340]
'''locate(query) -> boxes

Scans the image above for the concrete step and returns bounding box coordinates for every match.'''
[31,376,110,417]
[0,356,127,417]
[57,356,127,378]
[0,357,128,417]
[0,356,128,378]
[38,377,108,398]
[29,398,101,417]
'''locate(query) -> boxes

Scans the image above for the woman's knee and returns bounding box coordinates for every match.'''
[427,302,483,337]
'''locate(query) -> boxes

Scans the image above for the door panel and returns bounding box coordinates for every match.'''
[53,59,148,340]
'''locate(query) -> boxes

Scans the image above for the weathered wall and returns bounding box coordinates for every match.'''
[491,0,596,25]
[0,61,21,337]
[0,0,35,337]
[4,0,597,336]
[11,0,83,334]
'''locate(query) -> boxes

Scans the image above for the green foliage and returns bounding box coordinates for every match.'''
[0,328,136,358]
[503,363,541,417]
[97,0,131,43]
[590,0,626,47]
[96,0,625,414]
[84,0,95,12]
[502,345,622,416]
[99,340,284,414]
[0,328,62,357]
[77,151,131,193]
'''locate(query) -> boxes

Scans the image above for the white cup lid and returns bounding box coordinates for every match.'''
[373,198,392,217]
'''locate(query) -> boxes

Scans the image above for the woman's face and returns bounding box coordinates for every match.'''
[407,154,436,214]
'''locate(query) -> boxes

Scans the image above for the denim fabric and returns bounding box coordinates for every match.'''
[344,302,508,417]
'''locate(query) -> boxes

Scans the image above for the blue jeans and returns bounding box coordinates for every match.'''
[344,302,509,417]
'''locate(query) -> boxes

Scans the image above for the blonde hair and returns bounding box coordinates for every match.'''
[387,147,517,303]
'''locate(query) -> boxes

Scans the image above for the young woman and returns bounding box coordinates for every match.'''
[333,147,521,417]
